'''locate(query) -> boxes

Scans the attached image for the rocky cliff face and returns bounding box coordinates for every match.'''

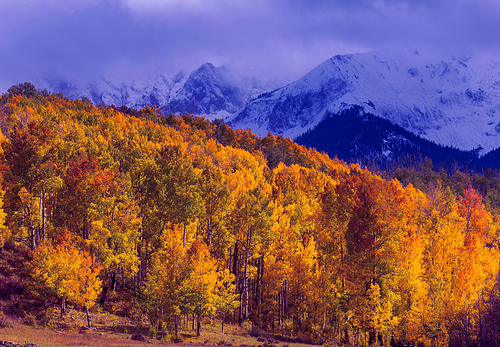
[160,63,243,116]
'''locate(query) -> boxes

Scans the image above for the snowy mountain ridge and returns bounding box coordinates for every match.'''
[228,47,500,155]
[43,63,271,121]
[43,47,500,157]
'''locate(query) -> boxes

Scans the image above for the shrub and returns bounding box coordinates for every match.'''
[148,324,157,339]
[24,313,37,328]
[131,333,146,342]
[0,310,11,328]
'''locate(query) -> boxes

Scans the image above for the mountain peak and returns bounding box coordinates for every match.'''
[228,47,500,155]
[42,62,268,120]
[198,62,216,70]
[42,47,500,157]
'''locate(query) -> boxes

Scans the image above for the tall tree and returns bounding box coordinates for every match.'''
[24,235,102,324]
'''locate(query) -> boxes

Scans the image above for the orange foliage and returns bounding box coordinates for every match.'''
[0,89,499,344]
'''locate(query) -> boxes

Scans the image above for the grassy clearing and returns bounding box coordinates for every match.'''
[0,313,214,347]
[0,244,316,347]
[0,311,315,347]
[0,311,150,347]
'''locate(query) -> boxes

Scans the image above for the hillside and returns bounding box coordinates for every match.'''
[295,106,480,170]
[44,47,500,168]
[0,83,500,346]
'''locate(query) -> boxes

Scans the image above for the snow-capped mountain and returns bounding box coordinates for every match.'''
[44,63,270,121]
[228,47,500,155]
[43,46,500,161]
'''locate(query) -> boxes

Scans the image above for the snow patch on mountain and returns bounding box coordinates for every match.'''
[43,63,273,121]
[228,47,500,155]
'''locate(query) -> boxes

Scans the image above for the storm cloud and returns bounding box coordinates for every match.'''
[1,0,499,91]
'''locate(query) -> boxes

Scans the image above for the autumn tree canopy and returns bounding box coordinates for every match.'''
[1,84,500,345]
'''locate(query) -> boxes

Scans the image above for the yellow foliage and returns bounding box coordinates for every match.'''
[2,90,500,345]
[24,237,102,310]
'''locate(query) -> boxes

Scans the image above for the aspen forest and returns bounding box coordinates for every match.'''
[2,83,500,346]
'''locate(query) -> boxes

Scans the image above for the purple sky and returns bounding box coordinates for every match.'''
[1,0,500,91]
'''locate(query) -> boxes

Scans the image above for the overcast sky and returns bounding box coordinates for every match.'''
[1,0,500,91]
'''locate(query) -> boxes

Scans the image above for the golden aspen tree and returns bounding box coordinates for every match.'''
[86,171,141,288]
[394,184,429,343]
[54,155,141,294]
[214,268,240,333]
[199,161,230,256]
[143,144,204,249]
[269,163,327,336]
[0,132,10,248]
[182,239,219,336]
[367,283,399,346]
[220,147,273,324]
[0,188,8,249]
[24,235,102,324]
[449,187,500,344]
[419,182,461,345]
[228,183,275,322]
[3,120,62,249]
[142,225,188,336]
[315,175,352,341]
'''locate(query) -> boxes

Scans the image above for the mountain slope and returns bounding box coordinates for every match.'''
[228,47,500,155]
[295,106,479,169]
[43,63,269,120]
